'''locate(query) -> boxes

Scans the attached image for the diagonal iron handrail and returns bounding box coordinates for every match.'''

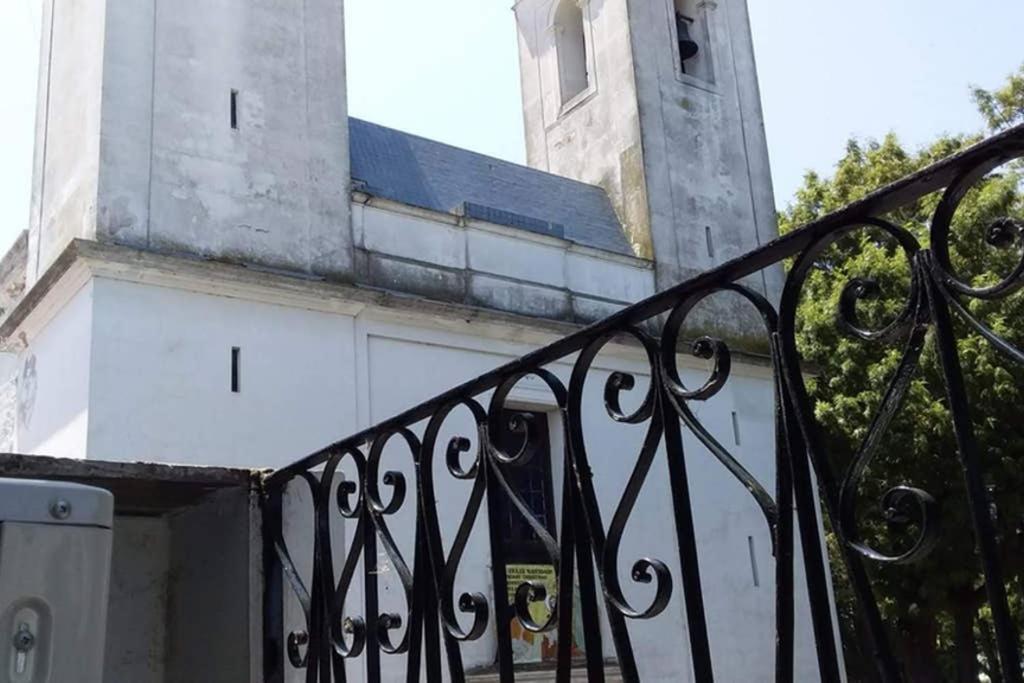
[263,122,1024,683]
[267,122,1024,487]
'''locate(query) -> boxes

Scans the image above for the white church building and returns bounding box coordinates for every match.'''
[0,0,830,680]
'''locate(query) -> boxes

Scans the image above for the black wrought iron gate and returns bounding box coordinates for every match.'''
[261,124,1024,682]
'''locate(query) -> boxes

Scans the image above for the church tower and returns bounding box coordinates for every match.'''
[513,0,781,299]
[27,0,351,287]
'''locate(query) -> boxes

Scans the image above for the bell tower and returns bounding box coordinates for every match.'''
[513,0,781,300]
[27,0,351,287]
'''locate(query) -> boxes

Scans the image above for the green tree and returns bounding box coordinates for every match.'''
[779,67,1024,681]
[972,63,1024,132]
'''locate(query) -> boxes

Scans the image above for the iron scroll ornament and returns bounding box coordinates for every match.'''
[262,125,1024,683]
[776,150,1024,682]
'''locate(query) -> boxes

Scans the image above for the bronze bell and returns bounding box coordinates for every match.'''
[676,14,699,62]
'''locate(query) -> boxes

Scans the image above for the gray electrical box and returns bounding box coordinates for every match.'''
[0,479,114,683]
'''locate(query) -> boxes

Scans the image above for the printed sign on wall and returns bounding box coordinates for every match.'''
[505,564,585,664]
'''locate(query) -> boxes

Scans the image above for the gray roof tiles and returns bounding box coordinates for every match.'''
[349,117,634,256]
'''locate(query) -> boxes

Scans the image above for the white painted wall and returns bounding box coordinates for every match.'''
[3,259,830,679]
[6,271,818,680]
[352,200,656,324]
[339,317,820,680]
[15,281,93,458]
[86,277,358,468]
[0,353,19,451]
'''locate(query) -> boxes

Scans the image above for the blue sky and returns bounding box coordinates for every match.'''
[1,0,1022,260]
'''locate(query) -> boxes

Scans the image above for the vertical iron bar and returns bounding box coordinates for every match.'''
[780,343,902,682]
[422,566,443,682]
[262,487,286,683]
[307,497,326,683]
[404,515,427,683]
[363,515,382,683]
[559,426,606,682]
[924,260,1023,682]
[413,451,467,682]
[570,458,641,682]
[573,496,606,683]
[416,501,444,682]
[318,555,333,683]
[659,388,715,682]
[771,339,795,683]
[556,449,578,683]
[781,402,844,683]
[485,461,517,683]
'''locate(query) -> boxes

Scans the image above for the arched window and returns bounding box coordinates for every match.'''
[674,0,712,82]
[554,0,589,105]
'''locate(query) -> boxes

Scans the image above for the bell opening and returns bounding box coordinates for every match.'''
[676,13,700,63]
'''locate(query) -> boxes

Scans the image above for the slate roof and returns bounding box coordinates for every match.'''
[349,118,634,256]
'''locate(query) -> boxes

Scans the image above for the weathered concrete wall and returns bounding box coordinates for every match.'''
[14,280,93,459]
[515,0,652,260]
[165,487,258,682]
[628,0,782,294]
[28,0,352,287]
[354,199,656,326]
[28,0,106,285]
[105,516,170,682]
[0,354,18,452]
[0,232,28,318]
[515,0,786,345]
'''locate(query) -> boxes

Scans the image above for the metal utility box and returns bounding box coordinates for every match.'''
[0,455,262,683]
[0,479,114,683]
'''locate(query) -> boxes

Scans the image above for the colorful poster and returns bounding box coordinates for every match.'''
[505,564,584,664]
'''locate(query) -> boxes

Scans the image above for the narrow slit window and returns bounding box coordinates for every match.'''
[705,226,715,259]
[748,536,760,587]
[231,347,241,393]
[230,90,239,130]
[731,410,741,446]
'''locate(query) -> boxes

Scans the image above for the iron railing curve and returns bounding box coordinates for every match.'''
[262,123,1024,683]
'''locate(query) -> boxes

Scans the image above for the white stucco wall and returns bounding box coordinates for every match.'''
[353,200,656,324]
[0,353,19,451]
[86,277,358,467]
[294,318,820,681]
[5,268,822,681]
[14,281,93,458]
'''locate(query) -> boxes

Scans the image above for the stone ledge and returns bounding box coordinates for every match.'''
[467,664,623,682]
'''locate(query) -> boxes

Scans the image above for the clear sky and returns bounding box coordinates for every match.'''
[1,0,1022,260]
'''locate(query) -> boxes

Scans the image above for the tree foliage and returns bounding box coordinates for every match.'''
[973,63,1024,133]
[778,66,1024,681]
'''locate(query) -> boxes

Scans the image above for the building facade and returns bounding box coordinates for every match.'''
[0,0,829,680]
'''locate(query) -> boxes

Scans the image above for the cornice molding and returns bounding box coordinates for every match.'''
[0,240,774,375]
